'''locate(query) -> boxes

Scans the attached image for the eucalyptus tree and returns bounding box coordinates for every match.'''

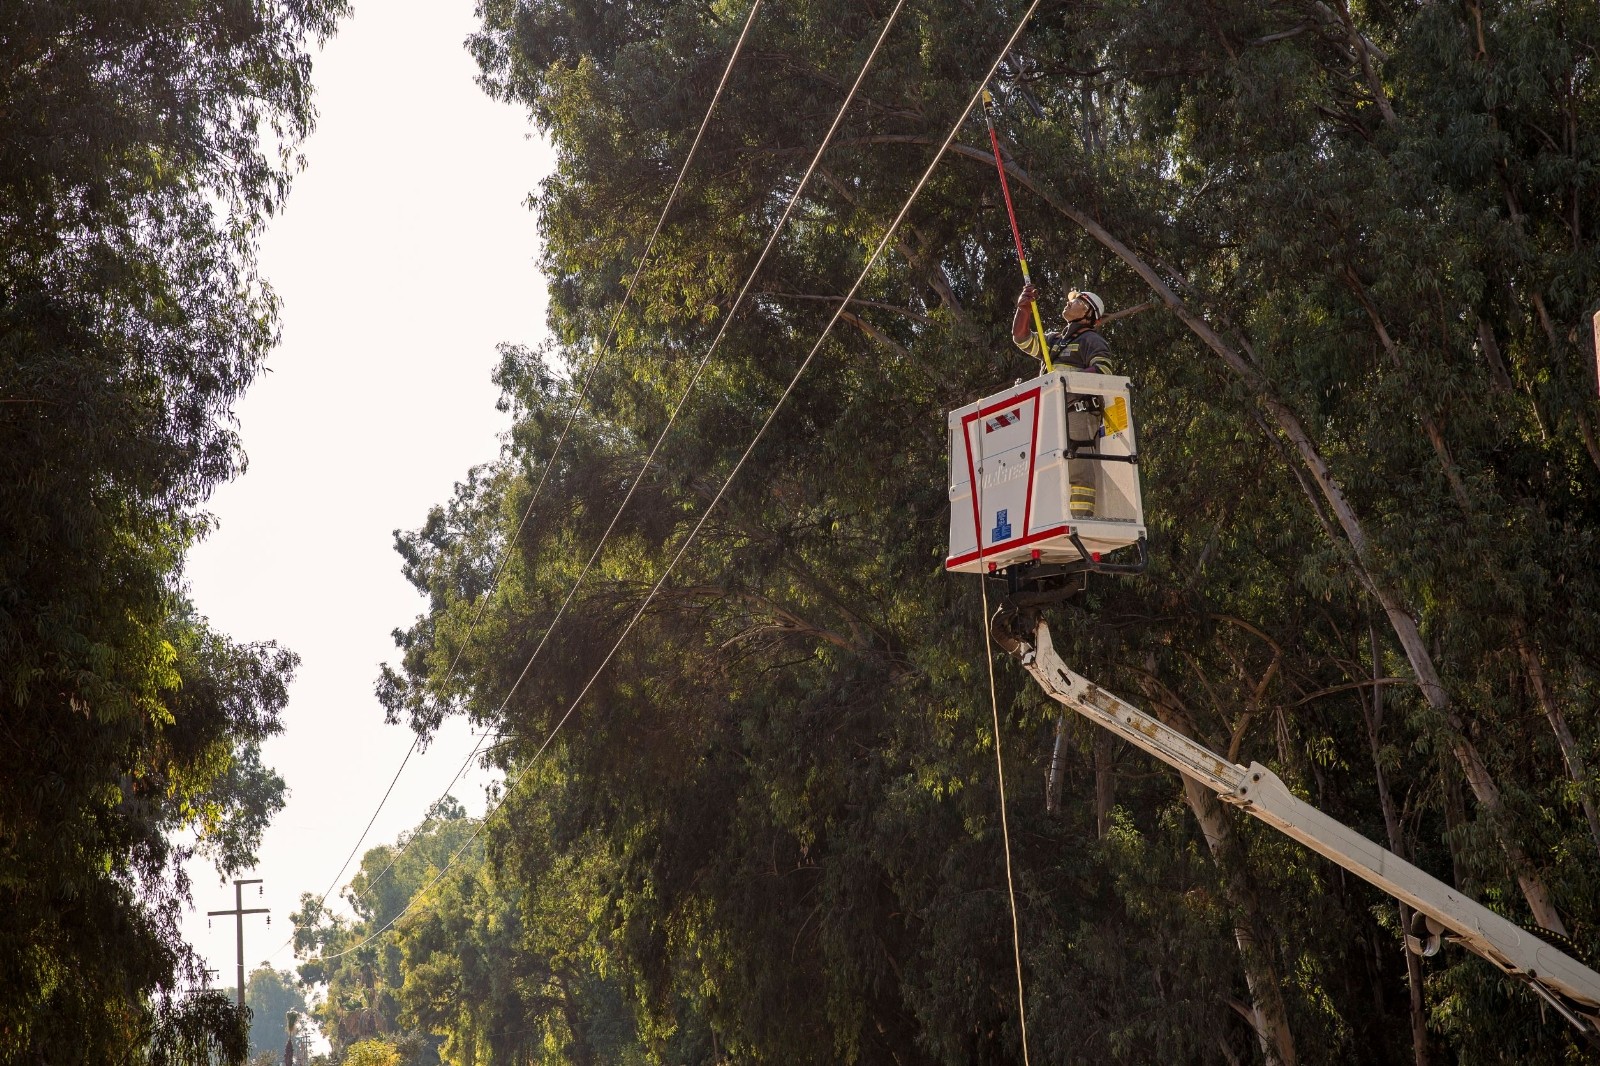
[0,0,345,1059]
[292,799,478,1059]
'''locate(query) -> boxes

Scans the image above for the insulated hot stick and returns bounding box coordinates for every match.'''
[982,89,1052,372]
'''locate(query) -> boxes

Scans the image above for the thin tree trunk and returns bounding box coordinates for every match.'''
[1474,318,1516,393]
[1141,670,1298,1066]
[1529,289,1600,476]
[1094,727,1116,839]
[1397,905,1428,1066]
[1516,633,1600,861]
[557,972,597,1066]
[1362,620,1429,1066]
[1182,775,1298,1066]
[1325,0,1398,124]
[1592,310,1599,391]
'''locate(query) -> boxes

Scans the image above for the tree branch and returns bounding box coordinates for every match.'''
[1320,0,1398,124]
[1285,677,1411,708]
[761,291,933,326]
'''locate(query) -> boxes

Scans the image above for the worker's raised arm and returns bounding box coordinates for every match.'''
[1012,284,1045,358]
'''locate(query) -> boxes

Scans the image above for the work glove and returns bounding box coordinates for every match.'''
[1012,286,1039,343]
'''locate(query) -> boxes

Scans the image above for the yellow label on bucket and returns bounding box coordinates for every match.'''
[1103,396,1129,435]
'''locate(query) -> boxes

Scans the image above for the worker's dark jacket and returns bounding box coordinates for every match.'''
[1014,320,1112,372]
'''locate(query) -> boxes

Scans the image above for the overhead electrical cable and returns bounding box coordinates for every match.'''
[304,0,903,958]
[297,737,420,937]
[261,727,508,966]
[518,0,1043,794]
[302,0,915,965]
[511,18,1040,1056]
[261,0,766,964]
[477,0,913,721]
[304,17,1048,1043]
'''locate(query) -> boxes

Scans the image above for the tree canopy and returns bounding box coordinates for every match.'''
[231,967,310,1063]
[295,795,651,1065]
[0,0,345,1060]
[309,0,1598,1062]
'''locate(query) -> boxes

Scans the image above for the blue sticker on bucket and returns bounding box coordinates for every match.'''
[992,508,1012,542]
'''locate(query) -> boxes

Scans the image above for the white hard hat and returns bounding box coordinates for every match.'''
[1069,290,1105,319]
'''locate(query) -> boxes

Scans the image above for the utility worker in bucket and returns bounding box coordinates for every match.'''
[1011,285,1113,372]
[1012,285,1113,518]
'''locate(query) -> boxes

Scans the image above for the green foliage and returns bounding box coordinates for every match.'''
[241,967,310,1059]
[374,0,1600,1063]
[296,797,647,1065]
[342,1041,401,1066]
[0,0,346,1060]
[144,992,251,1066]
[292,800,476,1058]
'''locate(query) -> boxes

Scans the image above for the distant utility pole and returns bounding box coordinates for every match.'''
[208,877,269,1008]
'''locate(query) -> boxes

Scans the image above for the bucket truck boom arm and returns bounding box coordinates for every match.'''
[1002,617,1600,1040]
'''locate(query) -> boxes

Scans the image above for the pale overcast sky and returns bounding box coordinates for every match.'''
[180,0,554,1002]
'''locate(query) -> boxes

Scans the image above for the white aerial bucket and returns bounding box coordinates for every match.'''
[946,369,1145,574]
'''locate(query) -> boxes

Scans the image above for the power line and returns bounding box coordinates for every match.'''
[516,0,1045,798]
[308,0,915,942]
[300,0,1045,974]
[272,0,767,956]
[306,737,417,925]
[304,0,912,961]
[262,730,502,965]
[477,0,914,724]
[301,726,501,932]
